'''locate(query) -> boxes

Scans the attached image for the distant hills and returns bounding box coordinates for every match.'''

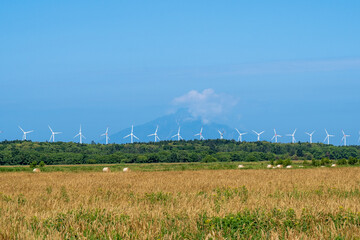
[105,109,239,144]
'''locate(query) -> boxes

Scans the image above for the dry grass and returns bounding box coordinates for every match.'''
[1,168,360,239]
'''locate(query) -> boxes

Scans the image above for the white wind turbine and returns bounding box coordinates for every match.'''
[101,127,110,145]
[252,130,264,141]
[286,129,297,143]
[235,128,247,142]
[341,130,350,146]
[124,125,139,144]
[19,126,34,140]
[74,125,85,144]
[271,129,282,143]
[305,131,315,143]
[148,126,160,142]
[194,127,205,140]
[48,125,61,142]
[218,130,224,139]
[171,127,183,141]
[358,131,360,143]
[324,129,334,145]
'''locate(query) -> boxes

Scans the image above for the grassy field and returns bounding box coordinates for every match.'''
[0,160,330,173]
[1,167,360,239]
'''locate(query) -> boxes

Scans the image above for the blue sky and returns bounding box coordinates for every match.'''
[1,1,360,144]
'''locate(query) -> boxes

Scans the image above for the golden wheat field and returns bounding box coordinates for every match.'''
[1,168,360,239]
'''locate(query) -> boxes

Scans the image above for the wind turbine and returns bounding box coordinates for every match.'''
[235,128,247,142]
[48,125,61,142]
[252,130,264,141]
[341,130,350,146]
[101,127,110,144]
[358,131,360,143]
[305,131,315,143]
[286,129,297,143]
[74,125,85,144]
[18,126,33,140]
[124,125,139,144]
[194,127,205,140]
[171,127,183,141]
[218,130,224,139]
[271,129,282,143]
[148,126,160,142]
[324,129,334,145]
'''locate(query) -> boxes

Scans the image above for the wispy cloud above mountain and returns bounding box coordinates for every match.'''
[173,89,239,124]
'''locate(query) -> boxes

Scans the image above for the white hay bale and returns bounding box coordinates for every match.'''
[331,164,337,167]
[321,166,325,168]
[276,164,283,168]
[102,167,111,172]
[237,164,244,168]
[33,168,41,173]
[286,165,292,169]
[123,167,130,172]
[267,164,273,169]
[299,165,304,168]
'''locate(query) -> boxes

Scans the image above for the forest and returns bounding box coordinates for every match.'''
[0,139,359,166]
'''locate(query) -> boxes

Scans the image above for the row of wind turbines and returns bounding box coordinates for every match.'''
[123,126,354,146]
[10,125,358,146]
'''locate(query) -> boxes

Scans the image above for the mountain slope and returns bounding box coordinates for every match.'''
[106,109,239,144]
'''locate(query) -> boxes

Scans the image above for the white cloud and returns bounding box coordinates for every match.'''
[173,89,238,124]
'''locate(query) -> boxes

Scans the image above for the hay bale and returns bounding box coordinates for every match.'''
[267,164,273,169]
[276,164,283,168]
[123,167,130,172]
[33,168,41,173]
[102,167,111,172]
[299,165,304,168]
[237,164,244,168]
[331,164,337,167]
[286,165,292,169]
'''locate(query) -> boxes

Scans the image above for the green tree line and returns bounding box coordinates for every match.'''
[0,140,359,165]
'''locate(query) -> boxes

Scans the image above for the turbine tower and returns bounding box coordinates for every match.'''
[48,125,61,142]
[252,130,264,141]
[194,127,205,140]
[218,130,224,139]
[18,126,34,140]
[305,131,315,143]
[101,127,110,144]
[324,129,334,145]
[171,127,183,141]
[124,125,139,144]
[286,129,297,143]
[235,128,247,142]
[148,126,160,142]
[341,130,350,146]
[271,129,282,143]
[74,125,86,144]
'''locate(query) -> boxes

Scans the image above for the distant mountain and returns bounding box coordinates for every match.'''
[105,109,240,144]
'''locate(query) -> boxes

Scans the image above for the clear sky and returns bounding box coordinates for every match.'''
[1,1,360,144]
